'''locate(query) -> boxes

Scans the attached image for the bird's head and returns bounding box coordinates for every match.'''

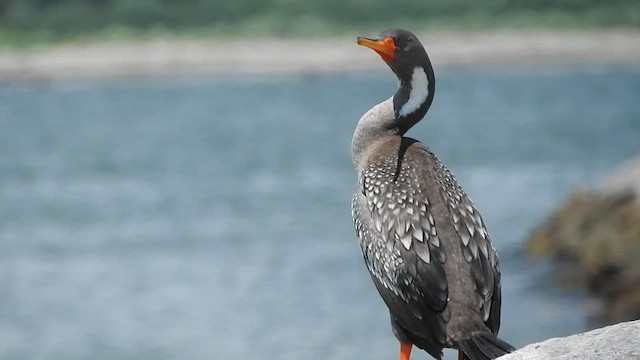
[357,29,435,125]
[357,29,429,82]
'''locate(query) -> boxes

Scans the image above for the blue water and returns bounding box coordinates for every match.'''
[1,65,639,360]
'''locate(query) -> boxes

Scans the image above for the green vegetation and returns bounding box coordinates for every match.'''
[1,0,639,46]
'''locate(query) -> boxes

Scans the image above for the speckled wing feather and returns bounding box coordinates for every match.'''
[351,138,449,347]
[433,158,502,333]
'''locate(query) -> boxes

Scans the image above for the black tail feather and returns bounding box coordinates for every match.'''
[455,332,515,360]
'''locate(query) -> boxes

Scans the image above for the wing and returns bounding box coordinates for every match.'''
[432,157,502,333]
[351,139,449,345]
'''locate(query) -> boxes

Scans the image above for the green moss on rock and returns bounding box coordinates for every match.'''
[526,156,640,324]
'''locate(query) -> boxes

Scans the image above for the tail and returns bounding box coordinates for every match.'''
[454,332,516,360]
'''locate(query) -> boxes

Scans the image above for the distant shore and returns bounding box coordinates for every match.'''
[1,30,639,81]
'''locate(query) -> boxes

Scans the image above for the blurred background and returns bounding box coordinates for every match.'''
[1,1,640,360]
[1,0,639,43]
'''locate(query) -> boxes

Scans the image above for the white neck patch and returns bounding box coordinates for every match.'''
[398,66,429,118]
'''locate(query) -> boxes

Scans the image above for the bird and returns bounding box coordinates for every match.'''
[350,29,515,360]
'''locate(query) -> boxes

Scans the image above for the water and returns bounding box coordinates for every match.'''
[1,65,639,360]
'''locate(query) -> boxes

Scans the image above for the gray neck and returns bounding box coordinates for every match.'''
[352,65,433,173]
[351,97,398,173]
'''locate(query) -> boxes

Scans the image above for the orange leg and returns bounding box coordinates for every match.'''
[457,350,466,360]
[399,342,412,360]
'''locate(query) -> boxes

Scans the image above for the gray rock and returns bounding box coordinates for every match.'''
[600,155,640,197]
[498,320,640,359]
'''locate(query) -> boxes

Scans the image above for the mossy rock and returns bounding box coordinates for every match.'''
[525,155,640,324]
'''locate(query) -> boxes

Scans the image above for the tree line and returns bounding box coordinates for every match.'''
[0,0,637,40]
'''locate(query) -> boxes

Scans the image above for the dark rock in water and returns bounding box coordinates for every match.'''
[526,156,640,325]
[497,320,640,360]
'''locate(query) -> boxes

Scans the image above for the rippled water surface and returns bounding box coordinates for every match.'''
[1,65,639,359]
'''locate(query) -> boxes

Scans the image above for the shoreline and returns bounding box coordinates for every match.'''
[1,30,640,82]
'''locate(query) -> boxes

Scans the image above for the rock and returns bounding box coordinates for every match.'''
[497,320,640,360]
[600,156,640,197]
[526,155,640,324]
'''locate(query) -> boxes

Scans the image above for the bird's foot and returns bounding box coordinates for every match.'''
[399,342,412,360]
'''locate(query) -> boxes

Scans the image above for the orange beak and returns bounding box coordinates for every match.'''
[357,36,396,63]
